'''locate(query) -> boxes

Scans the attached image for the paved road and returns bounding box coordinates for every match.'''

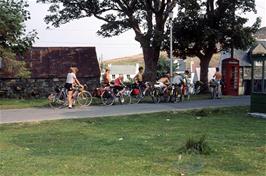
[0,96,250,124]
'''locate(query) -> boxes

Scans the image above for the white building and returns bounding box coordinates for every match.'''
[108,63,140,82]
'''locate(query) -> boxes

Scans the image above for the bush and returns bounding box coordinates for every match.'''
[178,135,212,155]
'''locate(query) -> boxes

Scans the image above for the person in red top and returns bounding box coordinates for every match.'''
[114,74,124,95]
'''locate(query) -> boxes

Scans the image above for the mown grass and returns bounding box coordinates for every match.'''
[0,98,49,109]
[0,106,265,176]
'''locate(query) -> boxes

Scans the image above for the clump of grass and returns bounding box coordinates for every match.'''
[193,108,228,117]
[178,135,212,155]
[194,109,209,117]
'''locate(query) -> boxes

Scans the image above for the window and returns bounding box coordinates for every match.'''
[253,60,265,93]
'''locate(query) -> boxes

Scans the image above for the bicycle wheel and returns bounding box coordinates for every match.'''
[119,91,131,104]
[152,88,161,103]
[162,90,170,103]
[77,91,93,106]
[210,87,215,99]
[101,90,115,106]
[48,93,66,108]
[129,88,142,104]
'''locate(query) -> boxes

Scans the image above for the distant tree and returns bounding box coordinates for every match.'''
[156,54,170,79]
[37,0,177,81]
[0,0,37,78]
[167,0,260,90]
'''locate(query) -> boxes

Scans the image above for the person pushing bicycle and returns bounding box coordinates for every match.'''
[65,67,83,109]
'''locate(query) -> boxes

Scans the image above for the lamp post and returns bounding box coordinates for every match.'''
[169,11,173,85]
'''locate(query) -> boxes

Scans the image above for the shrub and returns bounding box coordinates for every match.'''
[178,135,212,155]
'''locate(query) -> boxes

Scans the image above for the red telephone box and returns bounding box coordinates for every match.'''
[222,58,240,96]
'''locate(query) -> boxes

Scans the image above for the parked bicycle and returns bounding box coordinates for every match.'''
[168,84,183,103]
[101,85,131,106]
[48,84,92,108]
[130,82,156,104]
[209,79,220,99]
[152,82,171,103]
[190,81,203,95]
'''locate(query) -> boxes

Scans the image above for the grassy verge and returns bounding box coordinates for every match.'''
[0,107,265,176]
[0,98,49,109]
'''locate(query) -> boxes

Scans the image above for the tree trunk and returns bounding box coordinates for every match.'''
[142,47,160,82]
[199,55,212,92]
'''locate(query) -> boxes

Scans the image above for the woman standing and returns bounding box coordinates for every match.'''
[65,67,82,109]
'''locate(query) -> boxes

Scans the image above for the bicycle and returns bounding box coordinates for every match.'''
[168,84,183,103]
[48,84,92,108]
[152,83,170,103]
[209,79,220,99]
[191,81,203,95]
[130,82,156,104]
[101,85,131,106]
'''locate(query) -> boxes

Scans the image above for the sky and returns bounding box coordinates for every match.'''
[26,0,266,60]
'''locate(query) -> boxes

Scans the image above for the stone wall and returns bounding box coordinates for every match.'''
[0,77,100,98]
[0,47,101,98]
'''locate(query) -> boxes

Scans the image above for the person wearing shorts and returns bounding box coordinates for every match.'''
[134,66,149,95]
[65,67,82,109]
[157,73,170,91]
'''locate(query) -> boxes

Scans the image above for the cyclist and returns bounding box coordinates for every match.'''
[113,74,125,96]
[65,67,82,109]
[157,73,170,92]
[172,72,184,86]
[133,66,149,95]
[213,67,222,98]
[102,67,111,87]
[183,70,191,96]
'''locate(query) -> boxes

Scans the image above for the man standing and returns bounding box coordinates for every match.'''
[213,67,222,98]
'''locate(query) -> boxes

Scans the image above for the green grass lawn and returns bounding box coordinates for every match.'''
[0,107,265,176]
[0,98,49,109]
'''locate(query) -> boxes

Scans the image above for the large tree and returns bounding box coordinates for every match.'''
[37,0,177,81]
[0,0,37,78]
[168,0,260,90]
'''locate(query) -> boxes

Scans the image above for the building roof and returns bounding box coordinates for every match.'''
[110,65,137,75]
[220,41,266,67]
[255,27,266,40]
[220,49,251,67]
[251,43,266,55]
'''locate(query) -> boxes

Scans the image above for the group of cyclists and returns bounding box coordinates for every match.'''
[100,66,195,101]
[63,65,222,109]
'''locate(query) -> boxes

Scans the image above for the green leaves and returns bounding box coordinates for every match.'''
[170,0,260,58]
[0,0,37,78]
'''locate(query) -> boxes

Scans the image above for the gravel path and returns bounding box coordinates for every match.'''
[0,96,250,124]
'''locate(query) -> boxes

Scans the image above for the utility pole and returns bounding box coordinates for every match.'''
[169,11,173,85]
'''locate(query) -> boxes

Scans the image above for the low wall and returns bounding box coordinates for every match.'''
[0,77,100,98]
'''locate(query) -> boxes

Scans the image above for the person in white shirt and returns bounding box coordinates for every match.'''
[172,72,184,86]
[64,67,82,109]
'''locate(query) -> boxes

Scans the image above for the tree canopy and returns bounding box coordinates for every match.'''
[0,0,37,78]
[37,0,177,81]
[167,0,260,88]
